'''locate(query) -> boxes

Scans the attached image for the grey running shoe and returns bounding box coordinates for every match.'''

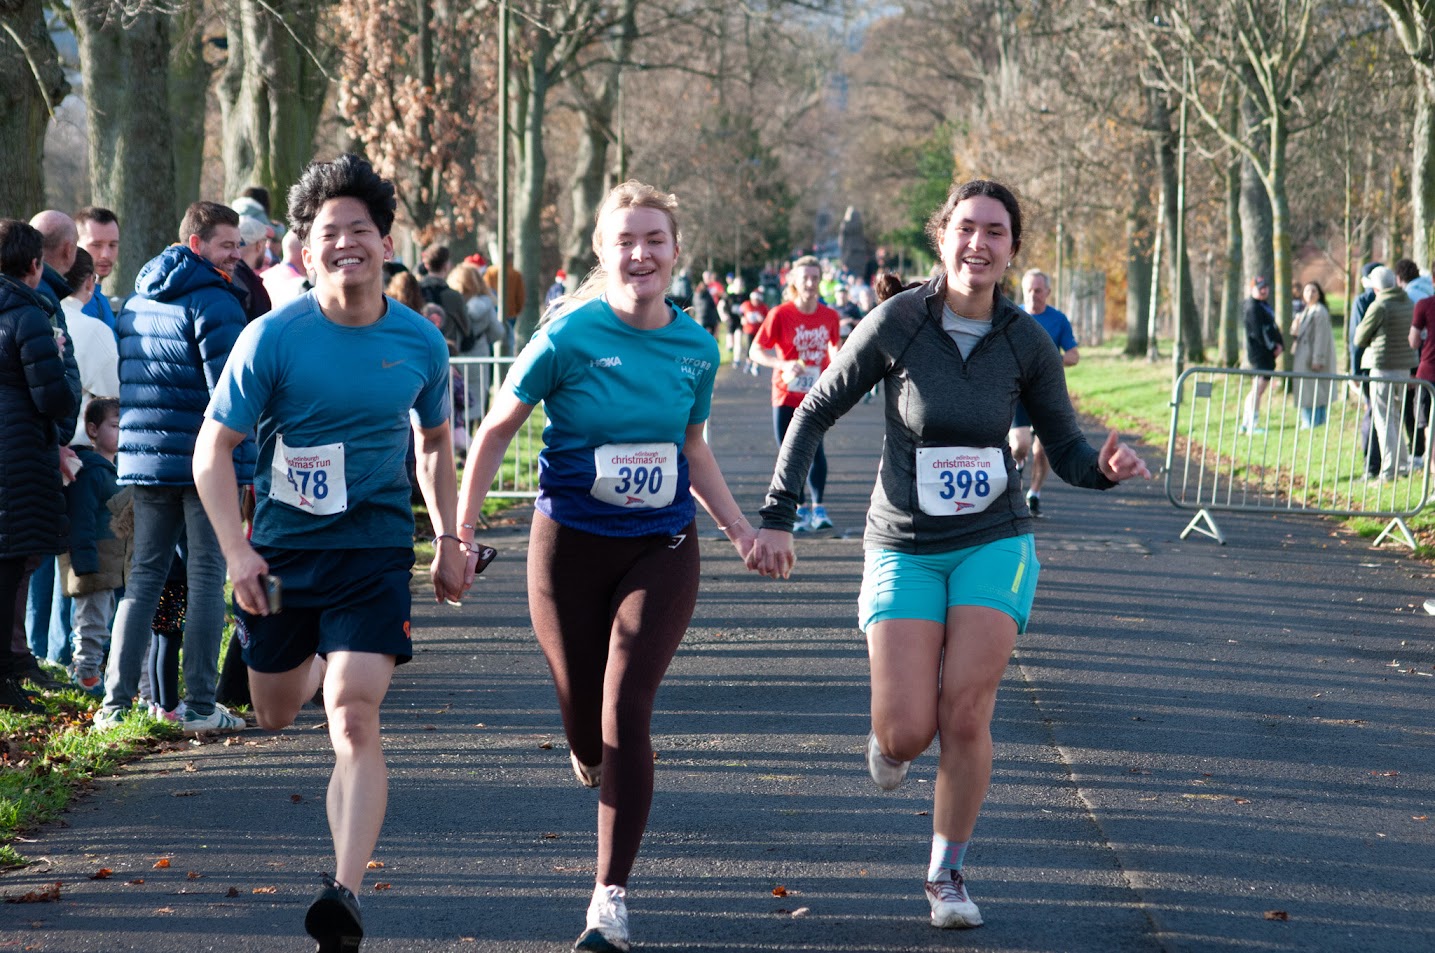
[926,870,983,928]
[866,730,910,791]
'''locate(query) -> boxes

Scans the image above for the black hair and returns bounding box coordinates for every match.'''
[1302,280,1328,309]
[422,244,452,273]
[85,396,119,430]
[0,219,44,278]
[924,179,1023,257]
[179,201,241,243]
[75,206,119,230]
[287,154,396,243]
[65,248,94,292]
[1394,259,1420,284]
[239,186,272,218]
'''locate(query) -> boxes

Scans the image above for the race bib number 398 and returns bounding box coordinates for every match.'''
[270,434,348,516]
[915,446,1008,516]
[591,442,679,510]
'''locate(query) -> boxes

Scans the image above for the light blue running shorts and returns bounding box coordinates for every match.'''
[857,534,1040,633]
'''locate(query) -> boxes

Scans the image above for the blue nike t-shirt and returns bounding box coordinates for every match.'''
[506,296,719,536]
[207,291,451,550]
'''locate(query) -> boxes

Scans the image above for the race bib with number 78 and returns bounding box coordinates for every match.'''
[269,434,348,516]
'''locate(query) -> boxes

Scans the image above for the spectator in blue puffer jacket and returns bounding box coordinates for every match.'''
[0,219,81,711]
[95,201,254,735]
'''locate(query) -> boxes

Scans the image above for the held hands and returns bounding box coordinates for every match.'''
[745,527,796,579]
[431,538,466,604]
[1098,429,1151,483]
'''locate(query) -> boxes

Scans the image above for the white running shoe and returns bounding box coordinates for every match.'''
[570,750,601,788]
[866,730,910,791]
[181,702,245,736]
[575,883,630,952]
[926,870,983,928]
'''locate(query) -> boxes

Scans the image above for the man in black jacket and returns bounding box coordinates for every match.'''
[1242,276,1283,434]
[0,220,81,710]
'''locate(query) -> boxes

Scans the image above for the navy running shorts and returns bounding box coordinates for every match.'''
[234,546,416,674]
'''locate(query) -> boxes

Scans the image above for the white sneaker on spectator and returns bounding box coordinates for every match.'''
[181,703,245,736]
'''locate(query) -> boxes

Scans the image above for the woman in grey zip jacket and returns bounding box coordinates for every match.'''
[748,179,1149,930]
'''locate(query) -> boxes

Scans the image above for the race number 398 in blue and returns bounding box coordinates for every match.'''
[938,468,990,500]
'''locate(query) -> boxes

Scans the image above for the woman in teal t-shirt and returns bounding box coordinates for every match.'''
[457,180,757,953]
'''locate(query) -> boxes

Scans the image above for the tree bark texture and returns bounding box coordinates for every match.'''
[218,0,329,208]
[1221,156,1243,367]
[169,3,210,212]
[1124,141,1153,357]
[1153,92,1203,363]
[0,0,68,217]
[1238,104,1273,299]
[74,0,176,296]
[514,29,552,349]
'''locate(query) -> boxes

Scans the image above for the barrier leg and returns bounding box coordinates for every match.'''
[1371,517,1417,550]
[1180,508,1226,545]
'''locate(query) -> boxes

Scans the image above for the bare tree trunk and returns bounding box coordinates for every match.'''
[74,0,176,295]
[561,108,612,282]
[1221,153,1243,367]
[170,2,210,211]
[1124,148,1152,357]
[1153,92,1203,363]
[218,0,329,205]
[0,0,68,217]
[514,30,552,349]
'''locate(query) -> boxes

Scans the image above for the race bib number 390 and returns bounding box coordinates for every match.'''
[591,442,679,510]
[915,446,1008,516]
[270,434,347,516]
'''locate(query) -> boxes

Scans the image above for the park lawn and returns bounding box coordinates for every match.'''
[1066,341,1435,554]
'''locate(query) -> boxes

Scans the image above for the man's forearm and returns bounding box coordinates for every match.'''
[415,424,459,537]
[194,440,248,560]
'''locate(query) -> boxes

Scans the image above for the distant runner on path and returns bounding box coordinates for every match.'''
[1006,268,1080,517]
[457,180,757,953]
[194,154,465,953]
[747,179,1149,932]
[748,255,841,533]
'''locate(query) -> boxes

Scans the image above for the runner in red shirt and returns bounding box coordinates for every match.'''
[749,255,841,532]
[739,290,768,376]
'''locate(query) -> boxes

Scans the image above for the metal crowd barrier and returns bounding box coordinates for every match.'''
[1165,366,1433,549]
[448,356,541,501]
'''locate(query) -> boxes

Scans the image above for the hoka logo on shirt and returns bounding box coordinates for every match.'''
[591,356,623,368]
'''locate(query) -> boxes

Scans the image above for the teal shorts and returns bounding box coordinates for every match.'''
[858,534,1040,633]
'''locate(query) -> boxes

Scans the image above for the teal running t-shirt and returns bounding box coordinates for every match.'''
[207,292,451,550]
[507,296,719,536]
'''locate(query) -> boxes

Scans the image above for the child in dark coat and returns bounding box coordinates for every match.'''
[62,398,125,695]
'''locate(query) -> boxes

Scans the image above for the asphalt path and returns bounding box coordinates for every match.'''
[3,357,1434,953]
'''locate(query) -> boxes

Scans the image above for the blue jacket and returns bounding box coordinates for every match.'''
[0,274,81,559]
[116,245,255,486]
[36,263,82,441]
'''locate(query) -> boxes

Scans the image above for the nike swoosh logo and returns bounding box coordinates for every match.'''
[382,359,403,368]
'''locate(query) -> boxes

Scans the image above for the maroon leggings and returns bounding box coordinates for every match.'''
[527,512,700,887]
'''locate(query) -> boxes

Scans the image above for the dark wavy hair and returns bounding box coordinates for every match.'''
[287,154,396,243]
[0,219,43,279]
[924,179,1023,258]
[873,271,921,304]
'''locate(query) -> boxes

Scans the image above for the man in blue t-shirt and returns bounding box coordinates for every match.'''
[1007,268,1080,517]
[193,154,465,953]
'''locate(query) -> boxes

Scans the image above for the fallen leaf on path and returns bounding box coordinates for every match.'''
[790,907,809,918]
[290,794,303,803]
[367,861,385,870]
[252,886,277,894]
[542,832,560,840]
[187,872,203,879]
[373,883,392,891]
[126,879,144,885]
[538,741,554,750]
[90,869,112,880]
[1414,816,1428,822]
[171,790,199,797]
[1264,910,1289,921]
[152,858,170,869]
[153,906,175,914]
[1370,771,1399,778]
[771,886,788,897]
[3,883,61,903]
[226,887,239,898]
[914,810,929,816]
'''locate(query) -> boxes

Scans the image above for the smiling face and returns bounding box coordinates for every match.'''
[938,196,1013,296]
[598,205,678,305]
[301,196,392,297]
[789,264,821,304]
[191,224,242,274]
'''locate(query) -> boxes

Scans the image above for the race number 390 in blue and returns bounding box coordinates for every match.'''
[613,465,663,496]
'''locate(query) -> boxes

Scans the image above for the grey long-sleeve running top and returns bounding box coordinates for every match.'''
[758,275,1114,554]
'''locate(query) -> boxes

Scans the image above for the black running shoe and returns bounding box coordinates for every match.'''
[17,659,67,692]
[1026,494,1042,518]
[305,875,364,953]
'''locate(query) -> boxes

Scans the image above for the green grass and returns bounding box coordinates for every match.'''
[1067,340,1435,553]
[1,676,177,866]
